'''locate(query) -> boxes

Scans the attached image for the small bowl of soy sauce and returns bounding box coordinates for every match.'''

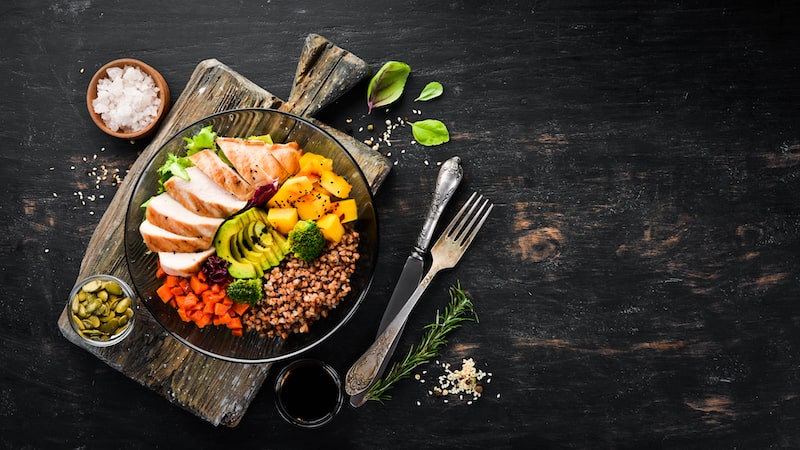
[274,359,343,428]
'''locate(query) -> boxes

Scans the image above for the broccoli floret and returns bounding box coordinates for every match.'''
[183,125,217,155]
[226,278,263,306]
[288,220,326,261]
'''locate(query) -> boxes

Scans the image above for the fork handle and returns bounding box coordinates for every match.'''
[345,263,442,404]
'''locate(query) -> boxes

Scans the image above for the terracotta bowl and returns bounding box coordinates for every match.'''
[86,58,170,140]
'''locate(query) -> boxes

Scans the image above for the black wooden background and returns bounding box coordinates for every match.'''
[2,1,799,448]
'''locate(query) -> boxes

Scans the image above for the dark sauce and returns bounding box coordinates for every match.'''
[277,361,341,425]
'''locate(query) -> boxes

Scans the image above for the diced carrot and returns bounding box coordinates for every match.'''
[195,312,213,328]
[164,275,181,288]
[213,302,230,316]
[157,284,174,303]
[170,286,185,297]
[203,300,216,314]
[197,270,207,283]
[227,317,243,330]
[177,308,191,323]
[190,275,209,294]
[231,302,250,316]
[230,328,243,337]
[214,314,232,326]
[176,292,199,310]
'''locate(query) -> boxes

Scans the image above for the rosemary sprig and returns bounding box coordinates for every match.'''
[365,282,478,403]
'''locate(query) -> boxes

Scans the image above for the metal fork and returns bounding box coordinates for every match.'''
[345,192,494,406]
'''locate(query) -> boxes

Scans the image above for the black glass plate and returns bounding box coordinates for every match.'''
[124,108,378,363]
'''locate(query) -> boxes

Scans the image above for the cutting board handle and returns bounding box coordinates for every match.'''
[281,33,370,117]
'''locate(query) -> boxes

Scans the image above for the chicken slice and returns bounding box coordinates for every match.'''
[163,167,246,218]
[268,141,302,175]
[146,192,224,241]
[140,220,213,253]
[158,247,216,278]
[189,149,254,201]
[216,137,289,186]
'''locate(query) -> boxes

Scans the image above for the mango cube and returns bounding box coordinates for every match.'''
[328,198,358,223]
[295,193,331,221]
[319,170,352,198]
[267,208,298,235]
[267,175,313,208]
[317,213,345,243]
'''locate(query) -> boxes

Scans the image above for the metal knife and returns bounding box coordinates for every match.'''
[376,156,463,336]
[348,157,462,407]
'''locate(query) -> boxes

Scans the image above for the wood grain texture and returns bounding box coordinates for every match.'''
[54,43,388,426]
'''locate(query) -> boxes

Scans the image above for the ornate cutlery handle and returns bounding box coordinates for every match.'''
[414,156,462,256]
[345,265,439,399]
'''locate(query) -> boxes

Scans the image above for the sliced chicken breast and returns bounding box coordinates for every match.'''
[146,192,224,241]
[268,141,302,175]
[189,149,254,201]
[158,247,217,278]
[216,137,290,186]
[140,220,213,253]
[163,167,246,218]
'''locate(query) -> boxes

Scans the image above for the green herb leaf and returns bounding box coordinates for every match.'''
[183,125,217,155]
[365,283,478,403]
[410,119,450,146]
[367,61,411,114]
[155,153,193,193]
[415,81,443,102]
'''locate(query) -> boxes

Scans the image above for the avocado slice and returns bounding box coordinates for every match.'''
[213,206,288,279]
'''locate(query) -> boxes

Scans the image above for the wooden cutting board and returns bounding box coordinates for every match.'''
[56,34,390,427]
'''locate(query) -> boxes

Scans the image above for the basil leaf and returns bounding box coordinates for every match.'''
[415,82,443,102]
[367,61,411,113]
[410,119,450,146]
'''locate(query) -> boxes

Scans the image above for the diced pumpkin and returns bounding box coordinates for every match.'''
[328,198,358,223]
[267,207,299,235]
[319,170,352,198]
[295,192,331,221]
[297,153,333,183]
[317,213,346,243]
[267,175,314,208]
[298,152,333,172]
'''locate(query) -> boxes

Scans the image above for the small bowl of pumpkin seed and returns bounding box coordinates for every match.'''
[68,274,136,346]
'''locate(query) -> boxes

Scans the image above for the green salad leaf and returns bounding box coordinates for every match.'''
[367,61,411,113]
[183,125,217,155]
[410,119,450,146]
[415,82,443,102]
[156,153,193,192]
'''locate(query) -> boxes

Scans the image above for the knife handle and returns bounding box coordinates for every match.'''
[345,263,439,401]
[414,156,463,255]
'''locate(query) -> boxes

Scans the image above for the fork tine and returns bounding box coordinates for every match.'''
[450,193,484,242]
[456,197,493,248]
[441,191,478,238]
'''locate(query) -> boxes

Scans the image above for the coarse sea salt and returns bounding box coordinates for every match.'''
[92,65,160,133]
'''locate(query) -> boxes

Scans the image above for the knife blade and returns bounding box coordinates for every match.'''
[348,157,463,407]
[375,156,463,336]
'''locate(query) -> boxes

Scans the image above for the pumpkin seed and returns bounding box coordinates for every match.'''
[70,277,134,343]
[82,280,103,293]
